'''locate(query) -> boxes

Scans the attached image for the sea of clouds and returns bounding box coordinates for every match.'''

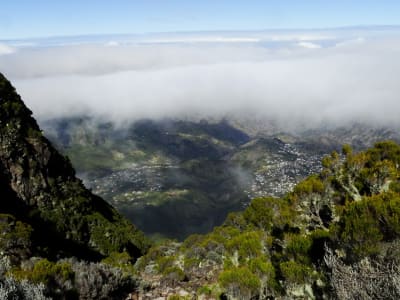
[1,27,399,129]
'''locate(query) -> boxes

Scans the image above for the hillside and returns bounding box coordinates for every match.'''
[135,141,400,299]
[0,73,150,298]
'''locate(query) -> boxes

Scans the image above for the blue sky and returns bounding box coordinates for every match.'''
[1,0,400,39]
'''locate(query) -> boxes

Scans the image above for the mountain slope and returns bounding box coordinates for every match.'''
[0,73,149,260]
[136,141,400,299]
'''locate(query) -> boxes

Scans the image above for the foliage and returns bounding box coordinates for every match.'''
[226,231,263,262]
[0,214,32,260]
[101,251,136,275]
[293,175,325,196]
[87,212,150,257]
[243,196,294,231]
[71,260,137,300]
[218,266,260,299]
[9,258,75,299]
[167,294,191,300]
[333,192,400,259]
[325,247,400,299]
[279,261,315,285]
[156,255,176,273]
[285,234,312,264]
[5,256,139,300]
[162,266,186,285]
[0,277,50,300]
[10,259,73,286]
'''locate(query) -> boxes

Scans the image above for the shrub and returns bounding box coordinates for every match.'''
[183,257,200,273]
[243,198,274,230]
[285,234,312,264]
[226,231,263,262]
[280,261,314,285]
[293,175,324,196]
[167,294,190,300]
[333,192,400,259]
[0,277,50,300]
[10,259,73,285]
[0,214,32,260]
[71,260,138,300]
[325,247,400,299]
[219,266,260,299]
[101,252,135,275]
[155,256,175,273]
[9,258,75,299]
[162,266,186,285]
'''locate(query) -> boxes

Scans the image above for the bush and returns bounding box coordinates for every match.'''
[226,231,263,262]
[333,192,400,259]
[280,261,314,285]
[219,266,260,299]
[293,175,325,196]
[71,260,138,300]
[9,258,75,299]
[10,258,73,286]
[162,266,186,285]
[101,251,135,275]
[155,256,176,273]
[0,277,50,300]
[8,258,138,300]
[167,294,190,300]
[243,198,274,230]
[325,248,400,299]
[285,234,312,264]
[0,214,32,260]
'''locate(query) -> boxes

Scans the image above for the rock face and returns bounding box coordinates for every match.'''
[0,73,149,260]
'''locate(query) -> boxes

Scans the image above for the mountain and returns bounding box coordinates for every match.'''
[0,72,149,261]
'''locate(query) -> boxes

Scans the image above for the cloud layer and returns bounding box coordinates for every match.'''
[1,28,400,129]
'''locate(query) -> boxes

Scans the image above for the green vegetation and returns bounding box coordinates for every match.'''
[10,259,73,285]
[279,261,314,285]
[219,266,260,299]
[0,214,32,259]
[137,141,400,299]
[332,191,400,259]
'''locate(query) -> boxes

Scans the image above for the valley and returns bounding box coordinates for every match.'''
[41,116,399,240]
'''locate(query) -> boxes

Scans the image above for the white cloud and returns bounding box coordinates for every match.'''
[0,44,15,55]
[144,37,261,43]
[297,41,321,49]
[105,41,120,47]
[1,28,400,130]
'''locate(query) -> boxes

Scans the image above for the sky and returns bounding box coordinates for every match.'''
[1,1,400,39]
